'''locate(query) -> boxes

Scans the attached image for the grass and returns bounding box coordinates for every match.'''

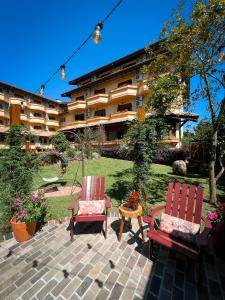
[32,157,223,220]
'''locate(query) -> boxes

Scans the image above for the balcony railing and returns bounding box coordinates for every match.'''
[110,85,138,102]
[0,93,8,103]
[86,94,108,107]
[29,103,46,112]
[87,116,110,124]
[29,116,45,124]
[67,101,86,111]
[45,107,59,115]
[110,110,137,121]
[20,113,28,121]
[0,109,9,118]
[45,120,59,127]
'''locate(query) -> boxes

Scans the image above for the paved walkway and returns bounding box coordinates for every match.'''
[0,218,224,300]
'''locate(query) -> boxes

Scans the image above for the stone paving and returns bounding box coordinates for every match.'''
[0,218,224,300]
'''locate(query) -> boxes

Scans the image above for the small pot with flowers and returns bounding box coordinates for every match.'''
[122,191,141,211]
[10,192,47,242]
[207,202,225,259]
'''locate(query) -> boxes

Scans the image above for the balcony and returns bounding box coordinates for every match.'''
[46,107,59,115]
[110,85,138,102]
[20,114,28,121]
[29,116,45,124]
[45,120,59,127]
[0,93,8,103]
[110,110,137,122]
[60,120,87,131]
[0,109,9,118]
[87,116,110,125]
[67,101,86,112]
[138,80,149,96]
[86,94,108,108]
[29,103,46,112]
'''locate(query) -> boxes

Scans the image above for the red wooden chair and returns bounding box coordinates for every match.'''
[144,182,211,274]
[68,176,111,241]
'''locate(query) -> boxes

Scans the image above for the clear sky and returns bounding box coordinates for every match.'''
[0,0,207,126]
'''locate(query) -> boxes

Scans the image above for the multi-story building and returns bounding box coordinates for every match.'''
[60,41,198,149]
[0,41,198,150]
[0,81,65,149]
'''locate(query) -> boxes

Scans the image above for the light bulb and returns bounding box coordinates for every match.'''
[60,65,66,80]
[92,23,103,44]
[40,85,45,96]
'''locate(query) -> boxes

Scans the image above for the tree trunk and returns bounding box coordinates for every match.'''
[209,130,217,204]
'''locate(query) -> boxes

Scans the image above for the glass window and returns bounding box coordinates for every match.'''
[117,103,132,112]
[118,79,132,87]
[94,109,106,117]
[75,114,84,121]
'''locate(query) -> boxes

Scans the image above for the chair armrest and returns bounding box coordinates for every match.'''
[199,216,212,246]
[104,194,111,208]
[144,205,165,228]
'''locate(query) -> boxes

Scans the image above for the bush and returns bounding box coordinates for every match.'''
[65,149,76,159]
[51,133,69,152]
[153,147,189,164]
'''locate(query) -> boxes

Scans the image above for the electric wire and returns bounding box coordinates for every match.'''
[35,0,124,94]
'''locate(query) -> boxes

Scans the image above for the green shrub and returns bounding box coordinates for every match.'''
[66,149,76,159]
[51,133,69,152]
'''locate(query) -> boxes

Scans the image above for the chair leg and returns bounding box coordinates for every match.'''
[149,239,153,260]
[137,216,145,242]
[70,217,74,242]
[198,247,204,286]
[105,217,108,239]
[119,216,125,241]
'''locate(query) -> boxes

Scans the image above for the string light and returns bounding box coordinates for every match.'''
[35,0,124,94]
[92,23,103,44]
[60,65,66,80]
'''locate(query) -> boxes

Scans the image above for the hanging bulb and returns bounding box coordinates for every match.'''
[40,85,45,96]
[92,23,103,44]
[60,65,66,80]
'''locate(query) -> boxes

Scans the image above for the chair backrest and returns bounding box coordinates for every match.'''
[81,176,105,201]
[165,182,204,224]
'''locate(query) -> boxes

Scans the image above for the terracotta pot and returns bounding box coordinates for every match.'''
[10,216,37,242]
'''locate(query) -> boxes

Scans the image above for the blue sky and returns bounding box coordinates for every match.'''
[0,0,207,126]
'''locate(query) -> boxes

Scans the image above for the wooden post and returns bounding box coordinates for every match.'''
[137,107,145,123]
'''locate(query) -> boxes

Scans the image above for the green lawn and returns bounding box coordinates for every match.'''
[33,157,222,220]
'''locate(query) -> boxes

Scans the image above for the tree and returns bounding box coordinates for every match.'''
[74,128,97,159]
[51,132,69,152]
[125,116,165,196]
[144,0,225,203]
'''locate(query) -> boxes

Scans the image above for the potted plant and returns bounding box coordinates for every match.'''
[10,193,47,242]
[122,191,141,211]
[207,203,225,259]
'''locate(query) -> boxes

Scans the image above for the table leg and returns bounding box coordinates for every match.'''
[128,218,132,230]
[119,216,125,241]
[137,216,145,242]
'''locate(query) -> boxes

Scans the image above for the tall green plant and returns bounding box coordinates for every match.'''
[0,125,34,228]
[51,132,69,152]
[125,116,165,195]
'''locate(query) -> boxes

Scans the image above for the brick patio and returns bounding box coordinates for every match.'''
[0,218,224,300]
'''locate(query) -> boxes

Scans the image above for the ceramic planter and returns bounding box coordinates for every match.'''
[10,216,37,242]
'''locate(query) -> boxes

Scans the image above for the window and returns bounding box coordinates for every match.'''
[34,113,42,117]
[34,126,42,130]
[117,130,124,139]
[49,128,56,132]
[94,88,106,95]
[94,109,106,117]
[75,114,84,121]
[33,100,41,104]
[0,104,4,109]
[118,79,132,87]
[117,103,132,112]
[21,109,24,114]
[107,131,117,141]
[76,95,85,101]
[49,116,56,120]
[0,120,3,124]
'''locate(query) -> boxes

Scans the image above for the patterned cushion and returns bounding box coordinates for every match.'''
[160,213,200,244]
[78,200,105,215]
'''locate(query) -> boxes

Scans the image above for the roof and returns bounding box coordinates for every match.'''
[0,81,62,105]
[64,39,164,90]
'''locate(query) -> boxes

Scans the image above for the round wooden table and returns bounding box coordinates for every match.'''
[118,204,145,242]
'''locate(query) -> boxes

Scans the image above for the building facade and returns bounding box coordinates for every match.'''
[0,81,64,149]
[0,41,198,150]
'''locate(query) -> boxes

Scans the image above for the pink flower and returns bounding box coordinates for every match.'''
[17,210,27,220]
[12,198,22,208]
[207,212,219,221]
[29,195,40,202]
